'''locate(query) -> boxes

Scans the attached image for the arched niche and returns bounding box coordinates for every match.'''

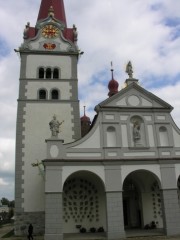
[106,126,117,147]
[159,126,169,146]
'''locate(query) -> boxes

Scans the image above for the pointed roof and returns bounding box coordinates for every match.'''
[37,0,67,26]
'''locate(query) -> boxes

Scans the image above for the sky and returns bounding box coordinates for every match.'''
[0,0,180,200]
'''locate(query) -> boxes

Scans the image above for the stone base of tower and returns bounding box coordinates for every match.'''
[14,211,45,236]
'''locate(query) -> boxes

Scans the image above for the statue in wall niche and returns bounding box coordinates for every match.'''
[133,120,141,144]
[49,115,64,137]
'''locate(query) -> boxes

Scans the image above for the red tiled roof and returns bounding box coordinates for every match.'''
[27,27,36,39]
[64,28,74,42]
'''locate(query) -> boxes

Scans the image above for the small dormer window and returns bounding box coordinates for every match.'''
[51,89,59,99]
[53,68,59,79]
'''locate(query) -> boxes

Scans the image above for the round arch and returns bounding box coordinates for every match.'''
[122,169,164,230]
[62,167,105,187]
[122,166,161,187]
[62,170,107,234]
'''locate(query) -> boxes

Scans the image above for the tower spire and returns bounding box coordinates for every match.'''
[37,0,67,26]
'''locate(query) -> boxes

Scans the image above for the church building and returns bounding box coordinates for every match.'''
[15,0,180,240]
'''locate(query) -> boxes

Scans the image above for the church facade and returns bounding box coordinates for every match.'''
[15,1,180,240]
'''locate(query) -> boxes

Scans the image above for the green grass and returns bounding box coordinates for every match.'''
[1,229,14,238]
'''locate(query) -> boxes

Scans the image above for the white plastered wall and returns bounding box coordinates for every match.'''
[121,165,161,183]
[72,126,101,149]
[26,55,72,79]
[29,36,71,52]
[26,81,72,100]
[175,164,180,181]
[22,103,74,211]
[62,166,105,186]
[172,128,180,147]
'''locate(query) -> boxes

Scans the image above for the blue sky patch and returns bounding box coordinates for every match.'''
[0,37,10,58]
[170,27,180,41]
[143,73,180,90]
[163,17,180,41]
[164,17,180,27]
[150,3,163,12]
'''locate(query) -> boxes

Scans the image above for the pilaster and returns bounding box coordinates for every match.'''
[105,165,125,239]
[44,165,63,240]
[160,164,180,236]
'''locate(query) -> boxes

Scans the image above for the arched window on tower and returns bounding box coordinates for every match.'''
[39,68,45,79]
[159,126,169,146]
[106,126,117,147]
[46,68,52,79]
[38,89,47,100]
[51,89,59,100]
[53,68,59,79]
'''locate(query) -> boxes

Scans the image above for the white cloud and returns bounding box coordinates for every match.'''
[0,178,9,186]
[0,0,180,199]
[0,138,15,173]
[151,82,180,128]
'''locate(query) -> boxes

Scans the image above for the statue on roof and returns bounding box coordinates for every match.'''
[73,24,78,42]
[126,61,133,79]
[23,22,30,39]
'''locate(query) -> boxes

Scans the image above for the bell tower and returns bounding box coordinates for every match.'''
[15,0,81,235]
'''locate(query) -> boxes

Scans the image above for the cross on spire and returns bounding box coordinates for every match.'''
[111,61,114,80]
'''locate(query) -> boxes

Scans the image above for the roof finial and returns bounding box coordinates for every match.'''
[126,61,133,79]
[111,61,114,79]
[48,5,55,17]
[83,106,86,116]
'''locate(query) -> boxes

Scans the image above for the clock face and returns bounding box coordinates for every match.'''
[42,25,59,39]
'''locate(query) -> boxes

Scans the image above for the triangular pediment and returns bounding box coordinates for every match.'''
[96,82,173,111]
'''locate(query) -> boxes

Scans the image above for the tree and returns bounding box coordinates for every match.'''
[1,198,9,206]
[9,200,15,208]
